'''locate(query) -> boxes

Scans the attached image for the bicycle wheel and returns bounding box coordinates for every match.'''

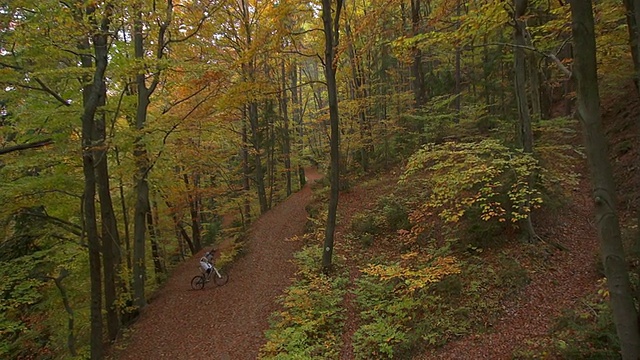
[213,271,229,286]
[191,275,205,290]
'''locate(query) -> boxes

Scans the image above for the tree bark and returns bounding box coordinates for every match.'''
[242,111,252,226]
[146,199,165,280]
[115,147,132,271]
[94,96,121,342]
[291,62,306,189]
[321,0,343,272]
[183,172,202,251]
[454,0,462,122]
[281,59,292,196]
[624,0,640,93]
[571,1,640,358]
[622,0,640,256]
[513,0,537,242]
[411,0,426,108]
[79,28,107,360]
[132,10,149,309]
[247,100,268,214]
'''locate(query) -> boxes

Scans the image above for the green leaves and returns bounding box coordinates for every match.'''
[0,254,47,358]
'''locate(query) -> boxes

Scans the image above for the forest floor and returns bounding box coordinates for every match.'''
[110,168,322,360]
[112,87,639,360]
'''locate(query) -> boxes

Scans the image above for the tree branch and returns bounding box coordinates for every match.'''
[467,42,572,77]
[0,138,54,155]
[24,211,83,237]
[34,78,72,106]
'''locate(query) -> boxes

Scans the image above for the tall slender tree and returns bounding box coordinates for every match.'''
[78,2,110,356]
[132,0,174,309]
[571,0,640,358]
[321,0,343,272]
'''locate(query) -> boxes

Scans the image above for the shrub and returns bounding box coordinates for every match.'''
[352,251,463,359]
[378,196,411,231]
[350,212,383,236]
[261,245,348,360]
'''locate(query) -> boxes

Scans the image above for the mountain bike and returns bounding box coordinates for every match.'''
[191,265,229,290]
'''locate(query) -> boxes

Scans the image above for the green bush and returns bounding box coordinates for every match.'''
[352,275,414,359]
[350,212,383,236]
[352,251,466,359]
[378,197,411,231]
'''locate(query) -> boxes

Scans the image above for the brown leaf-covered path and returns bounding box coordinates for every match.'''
[113,168,321,360]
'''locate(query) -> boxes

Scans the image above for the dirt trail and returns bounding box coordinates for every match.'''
[114,168,321,360]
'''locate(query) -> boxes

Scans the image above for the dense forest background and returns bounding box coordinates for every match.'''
[2,0,639,358]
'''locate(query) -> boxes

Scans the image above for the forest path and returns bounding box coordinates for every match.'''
[113,167,322,360]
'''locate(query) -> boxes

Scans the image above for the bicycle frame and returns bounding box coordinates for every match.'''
[203,266,223,282]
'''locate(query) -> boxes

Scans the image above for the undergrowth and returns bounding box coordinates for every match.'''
[260,244,348,360]
[351,250,530,359]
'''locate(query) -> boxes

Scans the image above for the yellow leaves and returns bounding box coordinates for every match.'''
[362,255,461,294]
[596,278,610,300]
[403,139,543,233]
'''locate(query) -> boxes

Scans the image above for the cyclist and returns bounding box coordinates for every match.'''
[199,249,215,275]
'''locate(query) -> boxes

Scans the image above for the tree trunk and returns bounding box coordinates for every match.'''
[165,199,196,255]
[51,269,76,357]
[514,0,533,154]
[131,0,172,309]
[248,101,268,214]
[146,200,165,280]
[291,62,306,189]
[454,0,462,121]
[238,0,267,214]
[345,21,372,172]
[570,1,640,358]
[411,0,426,108]
[92,42,120,337]
[321,0,343,272]
[183,173,203,251]
[528,51,542,121]
[514,0,536,242]
[281,60,292,196]
[266,99,276,209]
[95,104,120,342]
[79,27,107,359]
[132,11,150,310]
[624,0,640,93]
[115,147,132,271]
[242,113,252,226]
[623,0,640,255]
